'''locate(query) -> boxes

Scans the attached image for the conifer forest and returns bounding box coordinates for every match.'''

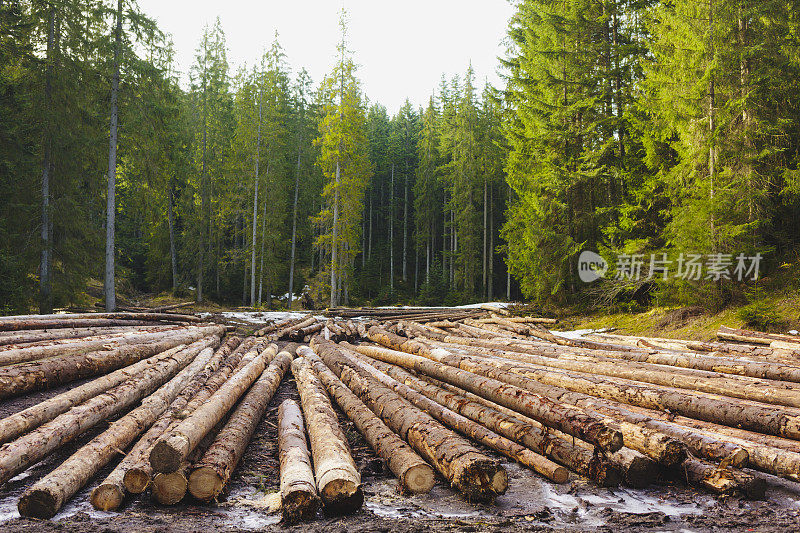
[2,0,800,314]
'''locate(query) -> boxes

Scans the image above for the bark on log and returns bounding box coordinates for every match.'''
[298,346,436,493]
[0,325,170,347]
[682,457,766,499]
[0,334,221,487]
[19,341,218,518]
[333,345,569,484]
[121,337,258,494]
[0,312,201,331]
[360,328,622,452]
[340,345,621,485]
[0,326,207,367]
[274,316,316,339]
[150,344,276,473]
[0,325,223,399]
[289,321,324,340]
[388,329,800,442]
[90,335,242,510]
[278,399,320,523]
[189,350,292,501]
[291,356,363,514]
[312,343,507,501]
[255,316,306,337]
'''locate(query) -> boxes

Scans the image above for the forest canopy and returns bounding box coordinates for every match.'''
[2,0,800,314]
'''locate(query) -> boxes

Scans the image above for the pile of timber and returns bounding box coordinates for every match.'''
[7,307,800,524]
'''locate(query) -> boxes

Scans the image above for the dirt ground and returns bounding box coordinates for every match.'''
[3,335,800,532]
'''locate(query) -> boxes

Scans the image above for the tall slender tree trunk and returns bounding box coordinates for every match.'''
[250,91,262,306]
[168,183,178,292]
[105,0,123,311]
[330,161,340,308]
[197,42,209,304]
[368,196,372,261]
[426,224,431,284]
[488,185,494,301]
[258,164,270,306]
[402,172,408,282]
[389,164,394,293]
[288,146,301,309]
[708,0,717,251]
[482,176,488,299]
[39,8,57,314]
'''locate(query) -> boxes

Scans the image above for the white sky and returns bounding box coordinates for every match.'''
[135,0,516,114]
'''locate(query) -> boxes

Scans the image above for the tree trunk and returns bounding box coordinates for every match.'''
[104,0,123,311]
[0,324,167,347]
[361,328,622,451]
[189,350,292,501]
[300,346,435,494]
[338,345,568,484]
[291,356,362,514]
[0,326,223,400]
[277,399,319,523]
[682,457,765,499]
[150,345,275,473]
[0,336,221,487]
[122,337,258,494]
[19,344,218,518]
[403,173,408,282]
[39,7,57,314]
[288,144,301,309]
[389,164,394,293]
[315,344,506,501]
[257,163,270,307]
[168,183,179,291]
[90,336,242,510]
[483,176,488,298]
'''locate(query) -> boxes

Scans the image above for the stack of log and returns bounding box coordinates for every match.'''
[6,306,800,525]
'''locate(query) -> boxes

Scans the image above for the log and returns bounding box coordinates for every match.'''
[277,399,320,523]
[0,312,202,331]
[0,325,169,347]
[389,329,800,442]
[360,328,622,452]
[89,335,243,510]
[0,325,223,399]
[298,346,436,493]
[274,316,316,339]
[0,326,208,367]
[121,337,259,494]
[0,334,222,487]
[291,356,363,514]
[289,321,324,340]
[189,350,292,501]
[18,340,219,518]
[311,345,507,501]
[149,344,276,473]
[255,316,306,337]
[329,344,569,485]
[682,457,766,499]
[339,345,616,485]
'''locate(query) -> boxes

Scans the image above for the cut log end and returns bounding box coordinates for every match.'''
[400,463,437,494]
[152,471,188,505]
[282,490,320,524]
[188,466,224,502]
[549,465,570,484]
[596,427,625,453]
[123,468,152,494]
[150,440,183,474]
[319,478,364,515]
[18,488,58,519]
[90,483,125,511]
[452,459,508,501]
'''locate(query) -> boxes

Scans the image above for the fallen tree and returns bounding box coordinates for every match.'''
[149,344,276,473]
[291,356,363,514]
[18,340,219,518]
[0,334,222,486]
[297,346,436,494]
[0,325,223,399]
[89,335,243,510]
[278,399,320,523]
[312,343,507,502]
[189,349,293,501]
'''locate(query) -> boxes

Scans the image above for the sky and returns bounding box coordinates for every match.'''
[135,0,516,114]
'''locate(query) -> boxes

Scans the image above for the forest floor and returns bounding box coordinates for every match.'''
[3,312,800,532]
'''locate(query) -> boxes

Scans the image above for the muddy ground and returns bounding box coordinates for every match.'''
[3,324,800,531]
